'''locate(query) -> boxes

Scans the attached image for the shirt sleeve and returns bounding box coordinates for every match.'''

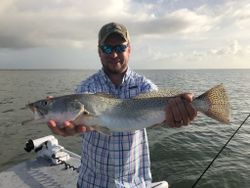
[75,80,95,94]
[140,77,158,93]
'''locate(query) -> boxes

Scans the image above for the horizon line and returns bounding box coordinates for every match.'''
[0,68,250,71]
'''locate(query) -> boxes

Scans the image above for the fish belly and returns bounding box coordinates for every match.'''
[97,110,166,132]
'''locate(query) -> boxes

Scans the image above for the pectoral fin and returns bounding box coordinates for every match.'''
[70,102,111,135]
[72,102,95,125]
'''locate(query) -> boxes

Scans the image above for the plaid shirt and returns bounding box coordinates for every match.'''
[76,68,158,188]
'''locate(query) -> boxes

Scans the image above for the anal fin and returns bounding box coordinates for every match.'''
[91,125,112,136]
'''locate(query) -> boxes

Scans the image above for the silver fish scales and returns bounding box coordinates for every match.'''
[23,84,230,135]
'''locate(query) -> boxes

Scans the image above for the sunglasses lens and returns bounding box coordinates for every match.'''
[100,44,128,54]
[101,45,112,54]
[115,44,127,53]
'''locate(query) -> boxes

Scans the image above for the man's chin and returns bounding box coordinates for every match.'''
[108,69,122,74]
[106,66,127,75]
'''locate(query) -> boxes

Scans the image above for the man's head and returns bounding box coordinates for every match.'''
[98,22,130,45]
[98,22,131,75]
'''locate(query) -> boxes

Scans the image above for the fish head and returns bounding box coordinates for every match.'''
[26,95,86,122]
[27,98,55,120]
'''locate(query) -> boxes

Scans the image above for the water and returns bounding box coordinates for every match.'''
[0,69,249,188]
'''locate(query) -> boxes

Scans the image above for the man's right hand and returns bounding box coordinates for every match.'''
[47,120,92,137]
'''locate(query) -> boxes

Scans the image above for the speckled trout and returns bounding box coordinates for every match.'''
[23,84,230,135]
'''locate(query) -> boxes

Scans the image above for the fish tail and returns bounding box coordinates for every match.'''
[193,84,230,124]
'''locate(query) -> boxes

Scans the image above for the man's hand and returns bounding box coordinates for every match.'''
[47,120,92,137]
[165,93,197,127]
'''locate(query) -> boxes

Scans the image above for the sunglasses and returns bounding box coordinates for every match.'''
[99,44,128,54]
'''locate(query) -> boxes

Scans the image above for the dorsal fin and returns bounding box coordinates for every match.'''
[133,88,182,99]
[94,92,118,99]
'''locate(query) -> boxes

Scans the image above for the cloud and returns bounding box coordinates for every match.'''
[0,0,250,69]
[209,40,250,56]
[140,40,250,65]
[0,0,221,49]
[0,0,129,49]
[127,9,214,37]
[201,1,250,39]
[231,2,250,30]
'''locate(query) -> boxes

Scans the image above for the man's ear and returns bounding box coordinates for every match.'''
[128,43,131,54]
[98,47,101,57]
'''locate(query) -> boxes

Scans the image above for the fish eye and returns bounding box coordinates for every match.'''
[41,100,49,106]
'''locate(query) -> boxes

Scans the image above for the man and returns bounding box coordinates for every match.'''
[48,22,197,188]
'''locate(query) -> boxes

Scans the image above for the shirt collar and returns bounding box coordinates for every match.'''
[100,67,132,86]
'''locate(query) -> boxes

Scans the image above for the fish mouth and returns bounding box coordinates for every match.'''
[22,105,44,125]
[27,104,45,119]
[34,108,44,120]
[26,103,34,114]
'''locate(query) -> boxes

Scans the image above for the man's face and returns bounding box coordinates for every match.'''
[99,33,130,75]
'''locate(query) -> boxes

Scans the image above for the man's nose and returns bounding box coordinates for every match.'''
[110,50,118,58]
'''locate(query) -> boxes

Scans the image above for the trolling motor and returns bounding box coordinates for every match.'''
[24,135,70,165]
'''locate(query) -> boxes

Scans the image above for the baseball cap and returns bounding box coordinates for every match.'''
[98,22,130,44]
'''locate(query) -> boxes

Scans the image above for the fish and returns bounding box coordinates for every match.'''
[22,84,230,135]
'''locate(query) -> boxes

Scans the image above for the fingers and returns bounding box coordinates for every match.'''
[46,96,54,99]
[183,100,197,121]
[165,93,197,128]
[165,105,175,127]
[76,125,94,132]
[47,120,90,137]
[180,93,193,103]
[165,97,187,128]
[175,97,189,125]
[47,120,67,137]
[64,121,77,136]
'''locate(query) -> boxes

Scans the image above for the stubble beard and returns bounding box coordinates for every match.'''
[103,61,128,75]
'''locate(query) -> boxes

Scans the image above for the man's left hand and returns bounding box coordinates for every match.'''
[165,93,197,127]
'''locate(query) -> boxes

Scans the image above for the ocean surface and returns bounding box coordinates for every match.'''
[0,69,249,188]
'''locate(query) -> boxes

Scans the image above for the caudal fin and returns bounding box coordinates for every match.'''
[193,84,230,124]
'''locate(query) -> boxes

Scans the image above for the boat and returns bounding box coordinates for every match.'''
[0,135,169,188]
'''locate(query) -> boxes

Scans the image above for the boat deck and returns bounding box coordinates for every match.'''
[0,157,79,188]
[0,135,168,188]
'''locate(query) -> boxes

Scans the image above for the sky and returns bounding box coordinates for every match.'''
[0,0,250,70]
